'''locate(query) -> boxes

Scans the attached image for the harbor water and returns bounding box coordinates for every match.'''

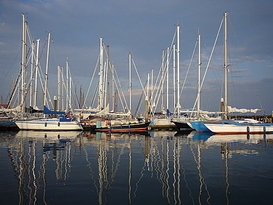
[0,130,273,204]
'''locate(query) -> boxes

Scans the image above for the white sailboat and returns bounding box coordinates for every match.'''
[201,12,273,134]
[205,122,273,134]
[13,15,82,131]
[15,106,82,131]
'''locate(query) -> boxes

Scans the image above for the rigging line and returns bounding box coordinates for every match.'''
[38,38,48,63]
[150,71,162,113]
[4,43,21,103]
[152,62,168,114]
[200,18,223,90]
[7,69,22,107]
[227,17,248,107]
[134,80,147,116]
[111,68,128,112]
[81,136,98,190]
[82,55,99,109]
[229,18,255,109]
[153,45,172,102]
[257,94,265,116]
[148,29,177,112]
[168,27,177,54]
[181,155,194,204]
[151,50,169,110]
[132,160,146,199]
[68,79,78,109]
[178,39,198,113]
[88,80,99,109]
[131,58,151,108]
[191,143,212,205]
[112,64,129,111]
[190,45,202,115]
[73,85,80,109]
[149,26,176,104]
[20,53,46,109]
[15,40,35,107]
[110,141,126,182]
[152,50,166,100]
[190,19,223,114]
[20,40,55,110]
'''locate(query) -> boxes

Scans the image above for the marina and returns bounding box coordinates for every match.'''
[1,12,272,135]
[1,4,273,204]
[0,130,273,204]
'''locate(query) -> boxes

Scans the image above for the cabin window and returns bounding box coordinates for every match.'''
[45,123,47,127]
[58,122,60,127]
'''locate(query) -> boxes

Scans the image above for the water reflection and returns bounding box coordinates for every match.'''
[0,131,273,204]
[3,131,81,204]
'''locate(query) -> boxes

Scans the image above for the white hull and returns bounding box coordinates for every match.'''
[15,118,83,131]
[205,123,273,134]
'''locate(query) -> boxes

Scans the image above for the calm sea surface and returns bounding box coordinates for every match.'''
[0,130,273,205]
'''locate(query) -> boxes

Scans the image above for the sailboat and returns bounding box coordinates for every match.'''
[12,15,82,131]
[94,120,150,132]
[187,12,272,133]
[204,121,273,134]
[93,105,150,132]
[80,44,150,132]
[146,25,193,131]
[171,33,202,132]
[15,106,82,131]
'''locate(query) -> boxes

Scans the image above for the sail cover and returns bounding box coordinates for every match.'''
[43,106,65,114]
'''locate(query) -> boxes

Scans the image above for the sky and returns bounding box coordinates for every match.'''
[0,0,273,115]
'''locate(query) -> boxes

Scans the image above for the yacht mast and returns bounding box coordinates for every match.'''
[166,47,170,111]
[172,44,176,113]
[33,39,40,109]
[57,66,61,110]
[66,60,69,111]
[161,50,164,110]
[21,14,27,113]
[223,12,228,119]
[129,53,132,114]
[98,37,104,110]
[30,41,35,107]
[197,34,201,118]
[43,32,51,108]
[176,25,181,115]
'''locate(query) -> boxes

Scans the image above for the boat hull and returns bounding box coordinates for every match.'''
[189,120,233,132]
[172,121,193,131]
[188,121,211,132]
[15,118,83,131]
[95,122,150,132]
[149,118,176,131]
[205,123,273,134]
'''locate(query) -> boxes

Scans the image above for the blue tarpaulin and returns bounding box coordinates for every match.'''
[43,106,65,115]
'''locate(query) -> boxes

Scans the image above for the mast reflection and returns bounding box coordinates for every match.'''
[8,131,81,205]
[1,130,273,204]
